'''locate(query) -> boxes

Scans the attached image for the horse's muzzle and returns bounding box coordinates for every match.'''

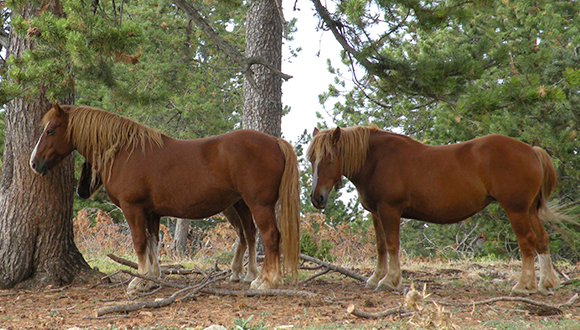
[310,192,327,209]
[30,159,49,176]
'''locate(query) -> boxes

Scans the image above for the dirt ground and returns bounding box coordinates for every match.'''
[1,260,579,330]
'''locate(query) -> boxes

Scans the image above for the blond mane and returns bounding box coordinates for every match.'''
[307,125,378,177]
[44,105,164,181]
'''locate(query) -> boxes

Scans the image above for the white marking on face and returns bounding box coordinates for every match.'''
[29,123,49,170]
[311,159,320,190]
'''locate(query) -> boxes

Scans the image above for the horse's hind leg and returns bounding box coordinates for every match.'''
[248,205,283,290]
[146,214,161,279]
[234,201,258,283]
[505,210,539,296]
[530,208,560,294]
[223,205,246,282]
[366,212,388,290]
[223,202,258,284]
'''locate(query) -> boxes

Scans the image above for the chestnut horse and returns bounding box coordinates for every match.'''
[75,160,263,285]
[308,125,561,296]
[30,104,300,293]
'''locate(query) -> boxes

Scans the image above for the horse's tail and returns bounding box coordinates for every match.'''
[276,138,301,282]
[532,146,558,219]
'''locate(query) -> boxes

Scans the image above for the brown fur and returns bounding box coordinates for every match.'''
[43,105,163,183]
[32,104,300,292]
[308,125,562,295]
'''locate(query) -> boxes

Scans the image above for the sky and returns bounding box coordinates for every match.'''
[280,2,344,143]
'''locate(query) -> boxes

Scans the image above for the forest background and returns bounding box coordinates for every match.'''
[0,0,579,266]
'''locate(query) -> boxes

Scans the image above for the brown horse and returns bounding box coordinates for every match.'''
[30,104,300,293]
[75,160,263,285]
[308,125,561,296]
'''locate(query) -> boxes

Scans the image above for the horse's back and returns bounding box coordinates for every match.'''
[361,132,544,221]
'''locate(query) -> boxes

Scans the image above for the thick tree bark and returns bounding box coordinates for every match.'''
[0,3,99,289]
[242,0,283,138]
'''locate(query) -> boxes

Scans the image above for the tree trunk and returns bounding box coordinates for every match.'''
[0,3,99,290]
[172,218,189,255]
[242,0,284,255]
[242,0,283,138]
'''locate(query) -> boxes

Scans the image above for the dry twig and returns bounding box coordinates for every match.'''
[347,304,411,319]
[95,271,229,317]
[300,254,368,282]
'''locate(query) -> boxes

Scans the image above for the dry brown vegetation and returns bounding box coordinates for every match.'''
[1,209,580,329]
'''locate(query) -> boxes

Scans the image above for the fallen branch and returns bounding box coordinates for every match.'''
[120,270,187,289]
[108,254,137,269]
[95,271,229,317]
[561,293,579,308]
[200,288,316,298]
[438,295,567,316]
[301,266,330,284]
[438,296,561,310]
[347,304,412,319]
[300,254,368,283]
[107,253,202,276]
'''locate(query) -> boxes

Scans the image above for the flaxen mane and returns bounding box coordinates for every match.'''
[43,105,163,182]
[307,125,378,177]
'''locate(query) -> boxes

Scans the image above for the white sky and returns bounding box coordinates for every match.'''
[280,2,342,143]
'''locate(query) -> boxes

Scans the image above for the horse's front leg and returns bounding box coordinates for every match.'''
[123,206,160,294]
[376,207,402,292]
[366,212,388,289]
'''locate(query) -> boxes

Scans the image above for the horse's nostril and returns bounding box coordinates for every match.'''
[31,161,36,169]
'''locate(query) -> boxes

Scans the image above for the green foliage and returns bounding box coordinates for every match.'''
[2,0,251,211]
[314,0,580,262]
[300,233,334,262]
[232,315,267,330]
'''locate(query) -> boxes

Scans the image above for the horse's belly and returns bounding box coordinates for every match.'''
[404,194,493,224]
[151,187,239,220]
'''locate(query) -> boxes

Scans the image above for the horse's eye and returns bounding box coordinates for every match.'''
[47,130,55,136]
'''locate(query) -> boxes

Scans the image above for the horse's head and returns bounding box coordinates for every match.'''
[77,160,103,199]
[308,127,344,209]
[29,104,75,176]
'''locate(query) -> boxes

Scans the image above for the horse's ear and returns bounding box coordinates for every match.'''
[331,127,341,145]
[312,127,319,137]
[53,103,65,115]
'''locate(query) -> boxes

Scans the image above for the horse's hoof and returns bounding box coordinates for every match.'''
[376,280,402,292]
[243,273,256,284]
[250,277,264,290]
[510,287,535,296]
[230,274,241,283]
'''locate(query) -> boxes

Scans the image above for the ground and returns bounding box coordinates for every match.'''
[1,259,579,330]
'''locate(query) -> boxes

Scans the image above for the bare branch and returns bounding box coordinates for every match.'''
[173,0,292,86]
[0,30,8,49]
[300,253,368,283]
